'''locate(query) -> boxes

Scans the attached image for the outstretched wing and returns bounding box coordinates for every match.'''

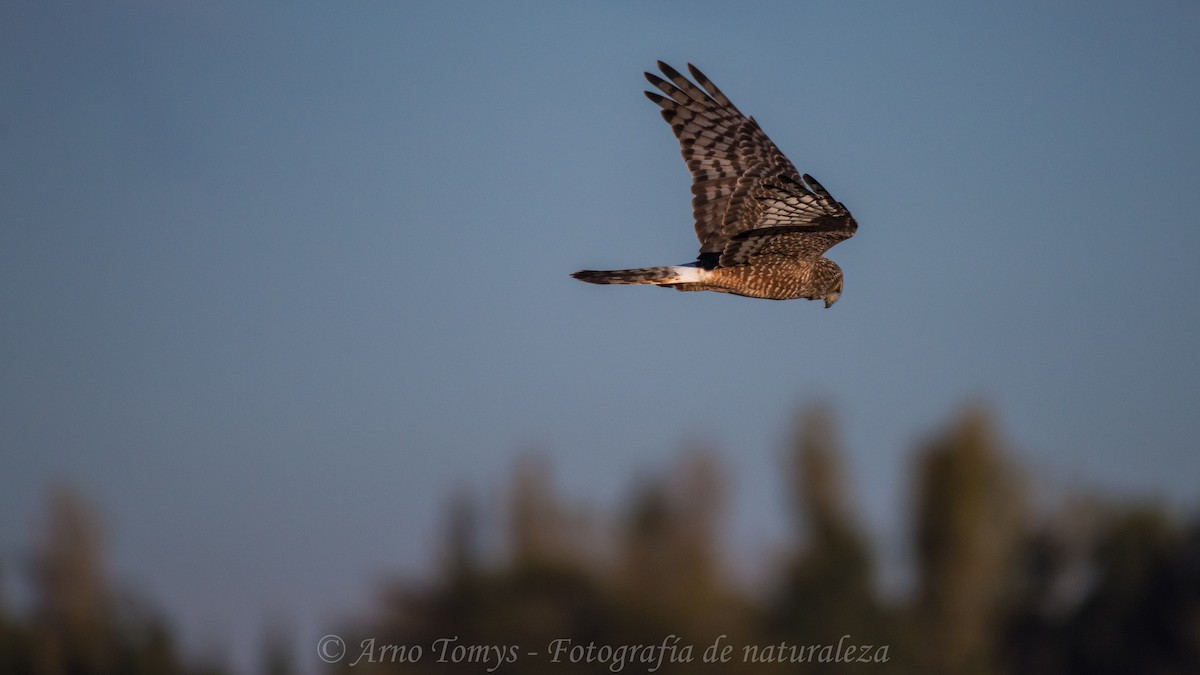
[643,62,856,264]
[716,172,857,267]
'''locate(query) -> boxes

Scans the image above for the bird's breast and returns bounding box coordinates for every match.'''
[707,257,821,301]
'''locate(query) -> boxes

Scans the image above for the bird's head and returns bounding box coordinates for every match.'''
[823,279,842,308]
[820,260,844,308]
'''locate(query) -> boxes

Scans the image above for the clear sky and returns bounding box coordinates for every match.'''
[3,1,1199,672]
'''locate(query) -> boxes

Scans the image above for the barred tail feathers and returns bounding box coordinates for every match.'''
[571,265,704,286]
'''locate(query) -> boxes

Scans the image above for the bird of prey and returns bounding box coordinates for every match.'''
[572,62,857,306]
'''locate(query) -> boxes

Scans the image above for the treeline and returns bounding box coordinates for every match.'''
[3,405,1198,674]
[0,489,251,675]
[335,406,1200,675]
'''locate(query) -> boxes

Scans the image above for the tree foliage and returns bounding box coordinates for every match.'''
[3,407,1198,675]
[334,404,1200,674]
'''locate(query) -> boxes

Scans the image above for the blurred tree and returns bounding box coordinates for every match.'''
[353,459,621,674]
[510,454,596,572]
[31,487,114,675]
[345,452,746,674]
[109,599,198,675]
[443,489,480,587]
[259,618,295,675]
[764,404,897,671]
[1061,508,1200,674]
[912,406,1026,675]
[13,486,225,675]
[618,449,745,645]
[0,560,34,675]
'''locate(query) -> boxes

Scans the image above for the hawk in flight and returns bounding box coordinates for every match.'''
[572,62,857,306]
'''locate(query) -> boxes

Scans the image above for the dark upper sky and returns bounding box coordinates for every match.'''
[3,1,1198,672]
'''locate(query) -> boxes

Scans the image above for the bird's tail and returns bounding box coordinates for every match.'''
[571,265,704,286]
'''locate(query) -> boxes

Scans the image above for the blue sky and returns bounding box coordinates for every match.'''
[3,1,1199,672]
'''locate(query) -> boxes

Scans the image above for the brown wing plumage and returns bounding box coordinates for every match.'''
[643,62,856,267]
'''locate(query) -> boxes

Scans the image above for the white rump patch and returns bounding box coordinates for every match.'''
[669,265,705,283]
